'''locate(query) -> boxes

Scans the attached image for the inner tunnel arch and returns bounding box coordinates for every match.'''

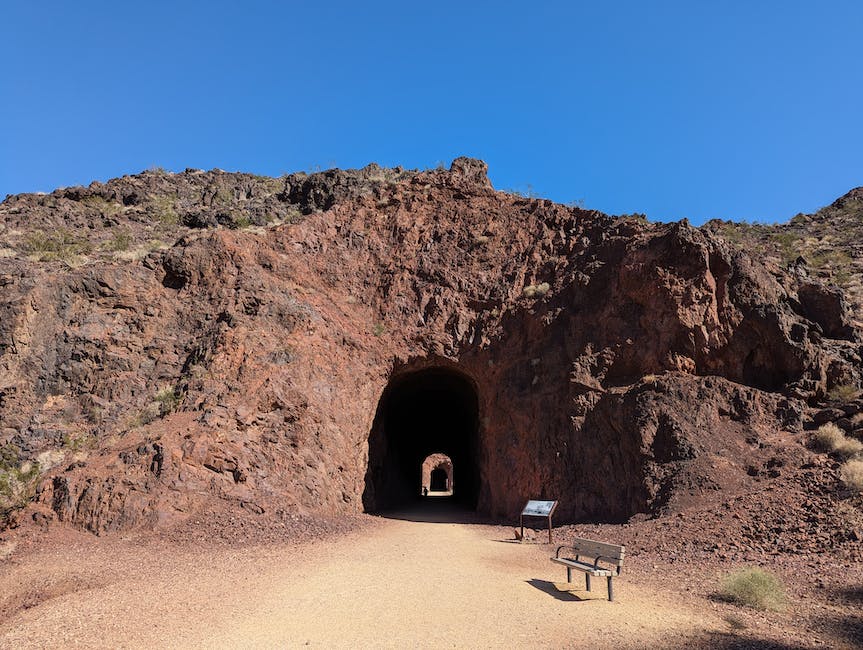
[422,453,453,494]
[363,367,480,512]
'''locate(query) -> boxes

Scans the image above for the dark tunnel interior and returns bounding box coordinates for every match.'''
[363,368,480,512]
[430,467,449,491]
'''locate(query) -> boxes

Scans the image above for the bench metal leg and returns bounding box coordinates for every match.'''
[607,576,614,601]
[566,567,572,583]
[585,574,591,592]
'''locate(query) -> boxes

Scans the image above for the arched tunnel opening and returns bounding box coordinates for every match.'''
[363,367,480,513]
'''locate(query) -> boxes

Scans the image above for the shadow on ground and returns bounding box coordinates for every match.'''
[371,498,496,524]
[681,634,809,650]
[524,579,606,602]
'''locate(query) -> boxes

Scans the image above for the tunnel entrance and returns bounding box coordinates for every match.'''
[363,367,480,512]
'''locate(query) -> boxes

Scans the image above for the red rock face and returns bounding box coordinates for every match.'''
[0,158,860,532]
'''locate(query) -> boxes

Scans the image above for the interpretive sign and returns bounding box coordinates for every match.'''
[522,500,557,517]
[520,499,558,543]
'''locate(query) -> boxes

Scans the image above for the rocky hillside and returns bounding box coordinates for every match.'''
[703,187,863,329]
[1,160,861,546]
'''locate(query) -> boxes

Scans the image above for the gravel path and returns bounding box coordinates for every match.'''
[0,509,720,649]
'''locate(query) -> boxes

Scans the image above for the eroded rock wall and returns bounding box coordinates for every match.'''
[1,158,860,532]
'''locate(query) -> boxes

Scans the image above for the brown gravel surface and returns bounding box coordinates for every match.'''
[1,504,861,649]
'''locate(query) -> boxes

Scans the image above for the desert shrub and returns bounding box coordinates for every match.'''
[232,216,252,229]
[836,437,863,458]
[80,195,122,216]
[150,196,179,225]
[284,206,303,223]
[813,423,846,452]
[809,250,853,286]
[769,231,802,265]
[523,282,550,298]
[718,568,786,611]
[813,423,863,458]
[154,387,180,415]
[105,231,132,252]
[22,229,91,261]
[0,445,41,518]
[828,384,860,402]
[62,432,95,452]
[372,322,385,337]
[128,403,160,429]
[840,459,863,492]
[0,443,18,471]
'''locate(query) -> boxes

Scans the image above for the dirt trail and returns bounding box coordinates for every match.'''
[0,507,722,649]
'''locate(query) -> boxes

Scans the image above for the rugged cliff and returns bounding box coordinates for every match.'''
[1,159,860,535]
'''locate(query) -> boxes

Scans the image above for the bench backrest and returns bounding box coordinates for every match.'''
[570,537,625,570]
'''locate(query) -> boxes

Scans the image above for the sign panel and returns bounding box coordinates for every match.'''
[521,500,557,517]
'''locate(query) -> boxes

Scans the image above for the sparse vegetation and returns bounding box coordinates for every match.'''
[506,184,542,199]
[129,403,160,429]
[809,249,853,286]
[718,568,787,611]
[154,386,181,415]
[150,196,179,225]
[105,230,133,252]
[768,231,803,265]
[215,187,235,206]
[114,239,170,262]
[840,459,863,492]
[0,444,41,519]
[62,431,95,452]
[812,423,845,452]
[372,322,385,337]
[22,228,92,261]
[80,195,122,217]
[126,386,182,429]
[828,384,860,402]
[233,216,252,229]
[712,221,757,246]
[812,423,863,458]
[522,282,550,298]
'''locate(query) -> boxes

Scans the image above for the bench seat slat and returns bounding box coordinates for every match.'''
[550,557,613,576]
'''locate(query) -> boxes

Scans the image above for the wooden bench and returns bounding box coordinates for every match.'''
[550,537,625,601]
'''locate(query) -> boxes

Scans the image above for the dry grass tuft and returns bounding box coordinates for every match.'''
[812,423,863,458]
[522,282,550,299]
[812,423,845,452]
[828,384,861,402]
[836,437,863,458]
[840,459,863,492]
[22,229,91,262]
[718,568,787,611]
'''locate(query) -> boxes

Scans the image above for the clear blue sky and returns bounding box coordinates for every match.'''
[2,1,861,225]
